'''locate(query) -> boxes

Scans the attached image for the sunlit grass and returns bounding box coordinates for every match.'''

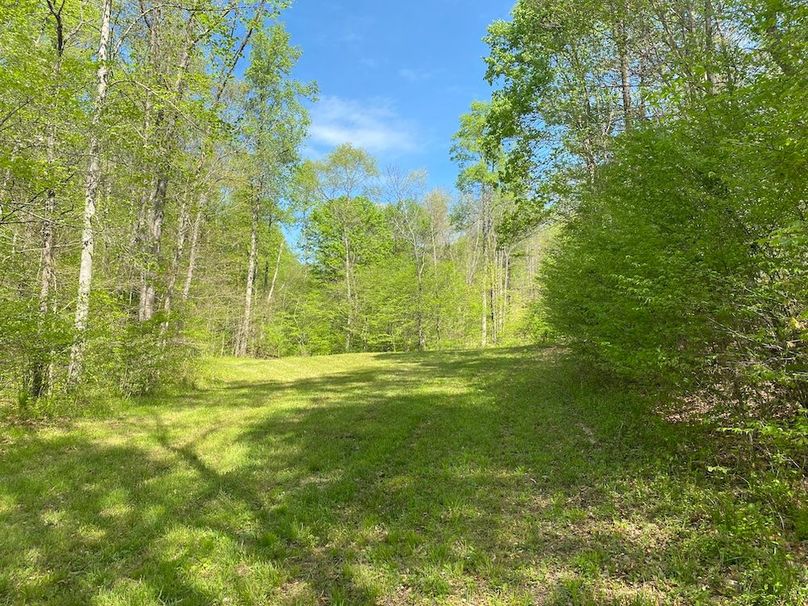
[0,348,804,605]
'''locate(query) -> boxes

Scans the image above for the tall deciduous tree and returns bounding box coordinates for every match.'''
[67,0,113,385]
[234,25,314,357]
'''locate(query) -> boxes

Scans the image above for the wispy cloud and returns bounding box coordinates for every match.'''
[338,30,363,44]
[398,67,435,83]
[360,57,381,69]
[309,96,419,154]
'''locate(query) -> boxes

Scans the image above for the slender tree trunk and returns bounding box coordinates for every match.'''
[182,202,204,302]
[138,174,168,321]
[32,172,56,397]
[129,186,151,259]
[480,193,491,347]
[502,250,510,336]
[481,282,488,347]
[31,111,60,398]
[32,218,55,393]
[127,9,159,299]
[467,225,480,286]
[489,285,496,345]
[490,251,497,346]
[235,201,259,357]
[638,30,648,120]
[0,143,20,222]
[67,0,112,386]
[138,40,194,322]
[126,183,152,280]
[31,5,67,396]
[344,233,353,352]
[430,224,442,344]
[416,264,426,351]
[493,250,500,341]
[266,239,283,306]
[704,0,716,92]
[161,189,191,318]
[616,13,632,130]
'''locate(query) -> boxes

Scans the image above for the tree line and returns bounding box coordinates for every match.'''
[2,0,803,418]
[477,0,806,416]
[244,143,547,359]
[0,0,548,408]
[1,0,310,402]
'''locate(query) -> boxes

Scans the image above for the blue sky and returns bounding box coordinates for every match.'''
[280,0,514,193]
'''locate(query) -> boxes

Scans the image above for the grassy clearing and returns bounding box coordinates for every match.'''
[0,348,805,605]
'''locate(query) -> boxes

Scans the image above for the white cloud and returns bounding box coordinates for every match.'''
[309,96,419,154]
[338,30,363,44]
[398,67,434,83]
[360,57,381,69]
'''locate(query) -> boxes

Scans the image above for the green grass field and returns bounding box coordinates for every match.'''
[1,348,805,605]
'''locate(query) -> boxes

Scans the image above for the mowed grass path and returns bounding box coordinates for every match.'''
[1,348,804,605]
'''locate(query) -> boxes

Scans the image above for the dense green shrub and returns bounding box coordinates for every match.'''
[542,80,807,414]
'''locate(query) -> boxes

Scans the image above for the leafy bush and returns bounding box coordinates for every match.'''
[541,79,807,417]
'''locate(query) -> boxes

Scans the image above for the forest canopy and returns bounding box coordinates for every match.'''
[0,0,805,421]
[0,0,546,405]
[483,0,807,415]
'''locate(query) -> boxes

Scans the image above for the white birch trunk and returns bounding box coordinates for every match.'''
[235,201,259,357]
[344,233,353,352]
[138,174,167,321]
[501,250,510,336]
[161,190,191,317]
[67,0,112,385]
[181,202,204,302]
[266,239,283,306]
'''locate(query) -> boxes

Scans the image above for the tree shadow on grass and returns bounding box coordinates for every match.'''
[0,348,798,605]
